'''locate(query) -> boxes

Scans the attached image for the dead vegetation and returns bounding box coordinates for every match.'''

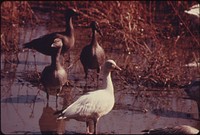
[1,1,38,53]
[1,1,199,88]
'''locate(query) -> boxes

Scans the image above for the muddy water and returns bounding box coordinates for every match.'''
[1,25,200,134]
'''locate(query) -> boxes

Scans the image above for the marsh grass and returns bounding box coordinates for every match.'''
[1,1,38,56]
[1,1,199,88]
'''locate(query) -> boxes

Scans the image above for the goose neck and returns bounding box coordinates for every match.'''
[65,17,74,36]
[102,71,114,94]
[90,29,98,46]
[51,49,62,69]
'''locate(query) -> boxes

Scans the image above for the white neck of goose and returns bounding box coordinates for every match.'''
[51,48,62,69]
[90,29,98,47]
[65,17,74,36]
[102,70,114,94]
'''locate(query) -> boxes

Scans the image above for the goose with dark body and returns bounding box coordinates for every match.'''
[23,8,78,57]
[80,21,105,80]
[40,38,67,101]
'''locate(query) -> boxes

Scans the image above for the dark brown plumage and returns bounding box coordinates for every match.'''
[23,8,78,56]
[40,38,67,101]
[80,21,105,79]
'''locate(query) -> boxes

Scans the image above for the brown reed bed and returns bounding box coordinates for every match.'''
[1,1,199,88]
[1,1,38,53]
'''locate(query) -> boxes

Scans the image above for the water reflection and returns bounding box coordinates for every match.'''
[39,102,61,134]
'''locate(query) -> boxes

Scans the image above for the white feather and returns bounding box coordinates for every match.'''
[62,90,114,120]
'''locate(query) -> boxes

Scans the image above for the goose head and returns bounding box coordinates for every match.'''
[51,38,63,48]
[65,8,79,17]
[103,60,121,73]
[90,21,103,36]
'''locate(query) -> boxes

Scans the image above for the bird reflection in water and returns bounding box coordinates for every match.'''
[39,85,73,134]
[39,101,66,134]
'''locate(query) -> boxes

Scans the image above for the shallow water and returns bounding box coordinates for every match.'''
[1,24,200,134]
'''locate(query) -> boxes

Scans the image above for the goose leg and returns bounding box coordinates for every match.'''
[84,67,88,79]
[47,93,49,101]
[45,88,49,104]
[198,102,200,119]
[86,121,89,134]
[33,52,39,74]
[84,67,89,88]
[57,86,63,97]
[86,121,93,134]
[93,118,98,134]
[56,93,58,108]
[56,97,58,109]
[56,87,62,108]
[97,68,100,80]
[45,88,49,102]
[56,89,59,100]
[96,68,100,87]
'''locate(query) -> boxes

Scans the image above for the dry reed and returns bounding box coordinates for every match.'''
[1,1,199,88]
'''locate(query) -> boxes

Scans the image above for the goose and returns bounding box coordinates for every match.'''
[54,60,121,134]
[23,8,78,57]
[184,4,200,18]
[180,79,200,118]
[142,125,199,134]
[80,21,105,80]
[184,59,200,67]
[184,4,199,30]
[41,38,67,101]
